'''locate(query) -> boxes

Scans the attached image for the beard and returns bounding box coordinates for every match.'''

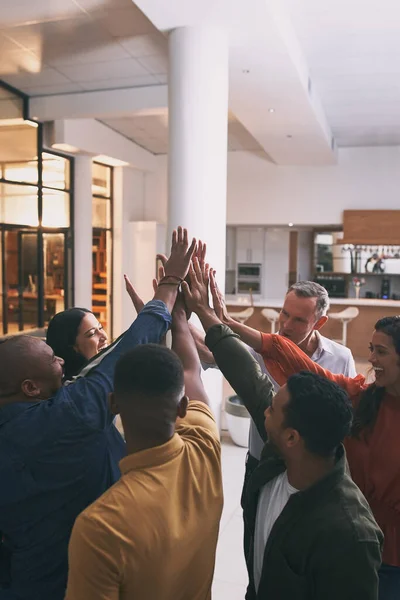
[265,431,283,458]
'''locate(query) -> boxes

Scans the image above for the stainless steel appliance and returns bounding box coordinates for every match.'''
[314,275,347,298]
[237,263,262,294]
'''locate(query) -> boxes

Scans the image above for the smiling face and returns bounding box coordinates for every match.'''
[73,313,108,360]
[369,330,400,391]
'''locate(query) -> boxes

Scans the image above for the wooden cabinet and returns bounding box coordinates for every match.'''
[343,210,400,245]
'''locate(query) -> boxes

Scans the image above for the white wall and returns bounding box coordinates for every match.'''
[226,147,400,226]
[144,155,168,225]
[113,167,147,336]
[140,146,400,230]
[104,143,400,332]
[113,165,168,336]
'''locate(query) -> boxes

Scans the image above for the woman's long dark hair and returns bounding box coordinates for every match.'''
[351,316,400,437]
[46,308,92,380]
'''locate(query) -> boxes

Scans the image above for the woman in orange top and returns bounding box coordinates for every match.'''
[258,316,400,600]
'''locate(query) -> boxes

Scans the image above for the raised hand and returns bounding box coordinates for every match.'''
[124,274,144,314]
[210,270,231,324]
[193,240,207,269]
[124,258,166,315]
[182,258,212,316]
[163,227,196,282]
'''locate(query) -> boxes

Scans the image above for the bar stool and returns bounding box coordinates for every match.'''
[261,308,280,333]
[228,307,254,324]
[328,307,359,346]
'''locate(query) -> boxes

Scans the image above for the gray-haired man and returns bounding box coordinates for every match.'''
[247,281,356,463]
[194,281,356,476]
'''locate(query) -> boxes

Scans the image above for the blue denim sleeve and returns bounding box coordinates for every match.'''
[59,300,171,429]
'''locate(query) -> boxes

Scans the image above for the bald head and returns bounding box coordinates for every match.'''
[0,336,64,403]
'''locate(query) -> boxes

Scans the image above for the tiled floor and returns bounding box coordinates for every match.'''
[212,434,248,599]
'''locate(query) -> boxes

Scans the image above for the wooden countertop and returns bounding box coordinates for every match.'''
[226,296,400,308]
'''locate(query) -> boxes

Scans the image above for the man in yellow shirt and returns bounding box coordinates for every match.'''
[65,293,223,600]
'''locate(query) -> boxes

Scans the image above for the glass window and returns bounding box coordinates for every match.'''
[2,230,39,335]
[0,82,73,336]
[92,163,111,197]
[42,152,70,190]
[43,233,66,325]
[92,196,111,229]
[92,230,111,330]
[0,183,39,226]
[314,232,334,273]
[1,123,38,183]
[42,189,70,228]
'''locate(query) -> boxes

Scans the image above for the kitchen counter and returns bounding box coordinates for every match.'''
[225,295,400,308]
[226,296,400,358]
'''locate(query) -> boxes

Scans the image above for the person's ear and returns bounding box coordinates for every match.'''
[313,315,328,331]
[21,379,41,398]
[108,392,120,415]
[177,395,189,419]
[285,428,301,449]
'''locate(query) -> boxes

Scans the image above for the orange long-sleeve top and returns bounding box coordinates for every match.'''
[260,332,400,567]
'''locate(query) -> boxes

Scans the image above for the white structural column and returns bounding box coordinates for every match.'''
[168,26,229,276]
[168,27,229,429]
[73,155,93,308]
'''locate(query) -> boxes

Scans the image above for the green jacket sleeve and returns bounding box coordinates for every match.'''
[310,537,382,600]
[205,324,274,443]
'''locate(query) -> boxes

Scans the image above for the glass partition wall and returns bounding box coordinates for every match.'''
[0,82,72,336]
[92,162,112,334]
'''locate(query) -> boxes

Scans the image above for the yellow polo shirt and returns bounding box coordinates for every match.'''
[65,402,223,600]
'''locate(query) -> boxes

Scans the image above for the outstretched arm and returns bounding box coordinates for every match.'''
[171,295,209,406]
[183,260,273,440]
[209,270,263,352]
[260,333,366,396]
[65,227,197,428]
[188,322,216,366]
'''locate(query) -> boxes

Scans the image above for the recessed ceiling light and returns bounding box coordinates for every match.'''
[288,222,294,227]
[268,108,275,113]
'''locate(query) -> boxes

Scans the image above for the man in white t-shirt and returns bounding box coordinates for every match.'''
[184,266,382,600]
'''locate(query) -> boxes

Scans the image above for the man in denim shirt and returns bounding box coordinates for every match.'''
[0,227,195,600]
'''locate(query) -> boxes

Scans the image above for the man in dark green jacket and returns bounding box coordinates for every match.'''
[183,261,383,600]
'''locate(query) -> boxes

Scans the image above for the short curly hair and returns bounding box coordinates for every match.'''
[285,371,353,457]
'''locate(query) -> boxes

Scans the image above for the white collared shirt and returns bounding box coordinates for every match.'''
[248,331,357,459]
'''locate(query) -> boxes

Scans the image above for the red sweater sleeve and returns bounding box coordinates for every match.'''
[260,333,366,397]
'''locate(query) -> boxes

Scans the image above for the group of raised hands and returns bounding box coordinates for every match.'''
[124,226,230,325]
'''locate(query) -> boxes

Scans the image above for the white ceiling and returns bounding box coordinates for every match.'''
[0,0,168,95]
[1,0,400,159]
[101,113,265,154]
[283,0,400,147]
